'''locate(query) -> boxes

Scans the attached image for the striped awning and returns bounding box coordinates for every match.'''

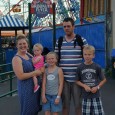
[0,15,28,27]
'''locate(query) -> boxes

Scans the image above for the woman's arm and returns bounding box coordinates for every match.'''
[12,56,42,80]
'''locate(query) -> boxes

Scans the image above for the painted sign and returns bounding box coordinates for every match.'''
[31,0,53,18]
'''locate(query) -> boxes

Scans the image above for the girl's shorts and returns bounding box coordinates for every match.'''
[42,94,62,112]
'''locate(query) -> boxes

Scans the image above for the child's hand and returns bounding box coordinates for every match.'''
[83,84,91,92]
[42,96,47,103]
[36,57,41,62]
[55,98,60,104]
[91,86,98,93]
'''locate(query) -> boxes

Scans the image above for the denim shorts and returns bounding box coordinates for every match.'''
[42,94,62,112]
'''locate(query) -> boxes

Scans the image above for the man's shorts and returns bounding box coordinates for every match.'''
[42,94,62,112]
[62,81,82,108]
[82,97,104,115]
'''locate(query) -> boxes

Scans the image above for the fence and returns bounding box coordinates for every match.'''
[0,63,17,98]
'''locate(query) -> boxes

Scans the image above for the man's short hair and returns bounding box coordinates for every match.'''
[63,17,74,26]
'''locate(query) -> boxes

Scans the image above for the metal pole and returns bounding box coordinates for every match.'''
[80,0,84,24]
[105,0,108,68]
[28,3,32,54]
[52,2,56,50]
[23,0,25,21]
[9,0,10,15]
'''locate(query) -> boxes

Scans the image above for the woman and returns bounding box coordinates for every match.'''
[12,34,44,115]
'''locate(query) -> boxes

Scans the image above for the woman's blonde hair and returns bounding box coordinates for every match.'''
[16,34,28,45]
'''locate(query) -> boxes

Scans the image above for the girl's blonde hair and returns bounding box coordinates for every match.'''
[46,52,58,60]
[33,43,43,52]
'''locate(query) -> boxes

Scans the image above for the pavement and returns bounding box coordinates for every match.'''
[0,77,115,115]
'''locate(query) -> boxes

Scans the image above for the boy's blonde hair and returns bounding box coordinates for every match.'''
[83,45,95,54]
[46,52,58,60]
[33,43,43,52]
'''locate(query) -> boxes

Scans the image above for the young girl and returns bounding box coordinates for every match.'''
[32,43,44,93]
[42,52,64,115]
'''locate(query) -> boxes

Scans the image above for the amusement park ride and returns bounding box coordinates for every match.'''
[0,0,80,27]
[0,0,112,68]
[0,0,111,27]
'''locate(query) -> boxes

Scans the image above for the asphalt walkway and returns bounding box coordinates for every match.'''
[0,77,115,115]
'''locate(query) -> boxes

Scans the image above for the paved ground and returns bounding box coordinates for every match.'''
[0,77,115,115]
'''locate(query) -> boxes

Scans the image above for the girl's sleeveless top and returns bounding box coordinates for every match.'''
[45,67,59,95]
[16,54,40,115]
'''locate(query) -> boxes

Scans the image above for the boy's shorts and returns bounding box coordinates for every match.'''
[42,94,62,112]
[82,97,104,115]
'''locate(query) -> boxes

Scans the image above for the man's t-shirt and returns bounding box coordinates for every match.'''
[55,37,88,82]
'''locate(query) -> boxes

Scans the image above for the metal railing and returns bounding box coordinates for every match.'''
[0,63,17,98]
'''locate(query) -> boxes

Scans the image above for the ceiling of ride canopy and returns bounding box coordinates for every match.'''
[0,0,80,27]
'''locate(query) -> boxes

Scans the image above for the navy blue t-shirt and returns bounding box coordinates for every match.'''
[76,62,105,99]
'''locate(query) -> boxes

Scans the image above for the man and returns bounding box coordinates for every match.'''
[55,17,88,115]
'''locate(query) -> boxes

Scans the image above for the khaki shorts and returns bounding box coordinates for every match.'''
[62,81,82,109]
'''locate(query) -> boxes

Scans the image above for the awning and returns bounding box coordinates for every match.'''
[0,15,28,27]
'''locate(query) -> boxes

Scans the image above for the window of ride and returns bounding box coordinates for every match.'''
[12,5,21,12]
[1,37,16,49]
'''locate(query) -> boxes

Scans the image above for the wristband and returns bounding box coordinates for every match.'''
[97,86,100,90]
[56,96,60,99]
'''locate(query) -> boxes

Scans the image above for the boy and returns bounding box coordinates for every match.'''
[76,45,106,115]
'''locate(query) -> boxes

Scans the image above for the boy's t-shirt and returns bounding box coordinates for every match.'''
[76,62,105,99]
